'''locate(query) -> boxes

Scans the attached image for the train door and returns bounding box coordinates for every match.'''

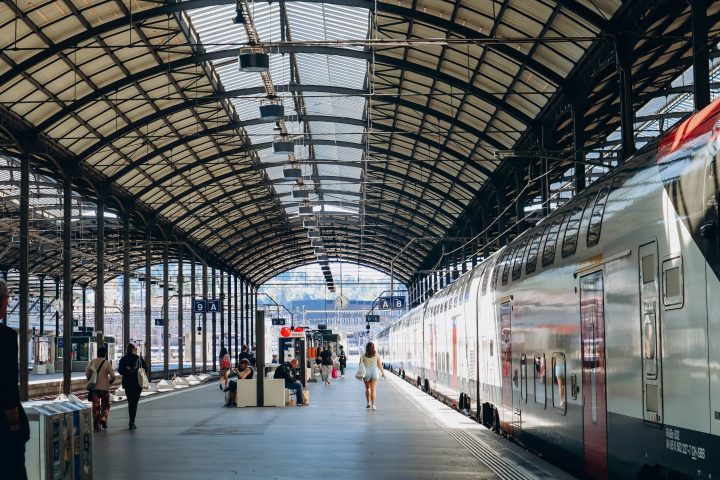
[579,271,608,480]
[639,241,663,423]
[704,139,720,435]
[499,300,513,434]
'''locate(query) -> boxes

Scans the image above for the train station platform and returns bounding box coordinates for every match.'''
[92,369,575,480]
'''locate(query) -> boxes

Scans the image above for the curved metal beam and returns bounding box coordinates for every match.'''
[152,142,469,215]
[1,0,564,103]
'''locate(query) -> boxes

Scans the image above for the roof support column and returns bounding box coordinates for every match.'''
[211,267,217,371]
[82,285,86,328]
[62,171,73,395]
[240,277,245,347]
[251,286,255,348]
[162,242,169,379]
[202,262,208,373]
[95,198,105,347]
[190,259,196,375]
[39,275,46,335]
[220,271,225,352]
[234,275,239,360]
[54,277,59,337]
[616,37,636,160]
[692,0,710,111]
[572,97,587,193]
[144,226,152,377]
[122,213,130,348]
[177,247,184,376]
[227,272,232,358]
[19,152,29,401]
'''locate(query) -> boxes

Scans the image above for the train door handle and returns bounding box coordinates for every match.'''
[571,374,579,400]
[513,369,518,387]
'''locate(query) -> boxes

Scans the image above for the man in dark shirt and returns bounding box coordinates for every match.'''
[0,279,29,479]
[273,359,305,406]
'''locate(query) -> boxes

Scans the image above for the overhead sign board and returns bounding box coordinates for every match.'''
[271,318,286,326]
[193,299,222,312]
[154,319,164,326]
[366,314,380,323]
[378,296,406,310]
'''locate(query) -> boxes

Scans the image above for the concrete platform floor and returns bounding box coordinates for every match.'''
[93,370,576,480]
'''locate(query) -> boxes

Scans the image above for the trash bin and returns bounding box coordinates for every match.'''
[24,400,93,480]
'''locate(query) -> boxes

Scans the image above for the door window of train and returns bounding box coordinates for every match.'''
[542,214,566,268]
[586,183,612,248]
[534,354,546,406]
[525,229,544,275]
[520,354,528,402]
[662,256,684,309]
[561,198,588,258]
[552,353,567,413]
[482,260,494,294]
[512,239,529,281]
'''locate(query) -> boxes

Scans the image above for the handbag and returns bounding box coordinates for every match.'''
[332,366,338,379]
[86,359,105,391]
[355,357,366,380]
[137,359,150,389]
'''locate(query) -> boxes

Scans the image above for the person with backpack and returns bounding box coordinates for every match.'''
[85,347,116,431]
[118,344,147,430]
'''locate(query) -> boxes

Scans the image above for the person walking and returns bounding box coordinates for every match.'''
[219,347,230,391]
[338,347,347,377]
[319,345,333,385]
[85,347,116,431]
[361,342,385,410]
[118,344,146,430]
[0,279,30,479]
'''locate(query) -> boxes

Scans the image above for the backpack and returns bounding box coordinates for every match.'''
[86,359,105,391]
[221,356,230,370]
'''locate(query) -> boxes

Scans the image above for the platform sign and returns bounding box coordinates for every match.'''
[72,319,79,327]
[366,314,380,323]
[207,300,221,312]
[154,319,164,326]
[378,296,406,310]
[193,300,207,312]
[271,318,286,326]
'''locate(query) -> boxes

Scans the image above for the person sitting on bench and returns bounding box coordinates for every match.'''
[225,359,255,406]
[273,358,305,406]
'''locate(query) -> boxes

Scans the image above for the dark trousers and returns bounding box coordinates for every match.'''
[126,387,142,424]
[285,380,304,405]
[0,431,27,480]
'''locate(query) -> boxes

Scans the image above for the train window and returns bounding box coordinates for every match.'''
[520,354,528,403]
[561,198,588,258]
[552,353,567,413]
[502,246,517,286]
[492,251,510,290]
[511,239,529,281]
[482,259,495,294]
[586,183,612,248]
[662,256,684,308]
[542,214,565,268]
[534,354,546,406]
[642,254,655,284]
[525,229,544,275]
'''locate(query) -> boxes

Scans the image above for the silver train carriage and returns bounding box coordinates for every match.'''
[378,97,720,479]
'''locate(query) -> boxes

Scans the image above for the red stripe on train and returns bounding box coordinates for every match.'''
[658,96,720,160]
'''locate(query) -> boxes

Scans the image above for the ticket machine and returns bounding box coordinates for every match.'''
[279,330,307,386]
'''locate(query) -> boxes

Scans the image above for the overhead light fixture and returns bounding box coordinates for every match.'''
[259,100,284,121]
[308,230,321,238]
[316,254,328,261]
[232,6,246,24]
[311,238,323,247]
[292,189,310,199]
[273,136,294,154]
[238,51,269,72]
[283,168,302,179]
[299,206,314,215]
[303,220,318,228]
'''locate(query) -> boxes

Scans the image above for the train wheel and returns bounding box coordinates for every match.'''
[493,407,501,434]
[416,376,421,387]
[424,378,430,393]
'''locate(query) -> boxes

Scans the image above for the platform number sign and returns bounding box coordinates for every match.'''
[194,299,222,312]
[193,300,206,312]
[378,296,406,310]
[271,318,286,326]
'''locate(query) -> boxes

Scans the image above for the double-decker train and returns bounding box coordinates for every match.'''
[377,98,720,479]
